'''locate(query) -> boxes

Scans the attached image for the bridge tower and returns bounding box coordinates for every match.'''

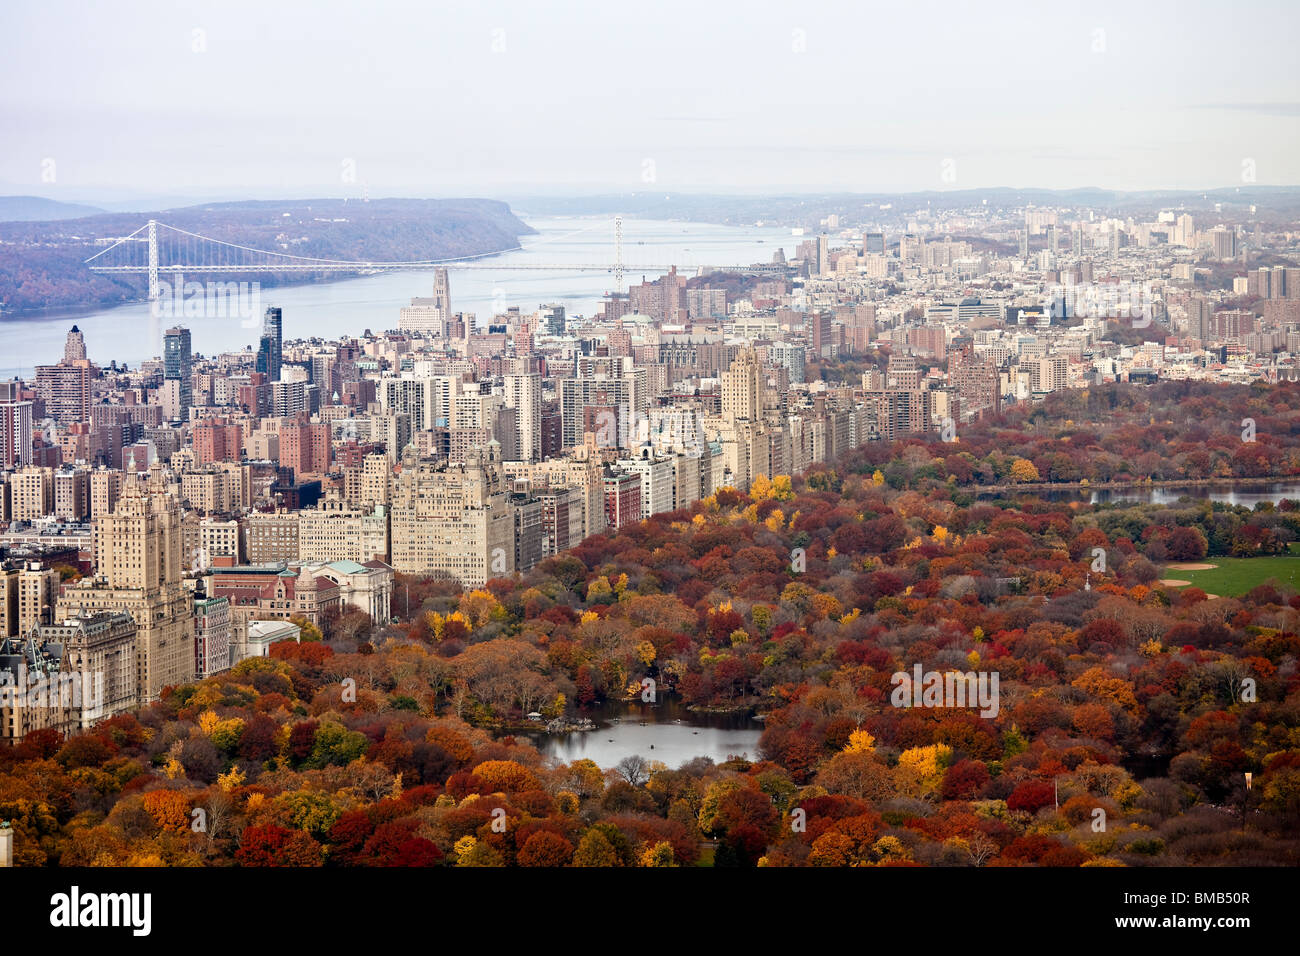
[147,219,161,357]
[614,215,624,294]
[147,219,159,303]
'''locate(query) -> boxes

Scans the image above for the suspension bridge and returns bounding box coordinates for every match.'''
[84,216,787,304]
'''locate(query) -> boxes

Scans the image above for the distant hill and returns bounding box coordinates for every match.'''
[0,195,106,222]
[508,185,1300,229]
[0,197,534,314]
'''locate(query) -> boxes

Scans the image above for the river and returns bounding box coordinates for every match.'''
[523,698,764,770]
[0,216,797,378]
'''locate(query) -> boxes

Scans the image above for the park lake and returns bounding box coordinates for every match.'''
[521,699,764,771]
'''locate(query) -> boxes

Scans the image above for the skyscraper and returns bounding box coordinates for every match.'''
[163,326,192,418]
[35,327,93,424]
[0,563,60,636]
[722,349,762,424]
[256,334,274,380]
[0,380,33,468]
[35,362,92,424]
[504,371,542,461]
[63,325,87,362]
[433,268,450,315]
[1212,227,1237,260]
[260,307,283,382]
[59,471,195,702]
[388,444,514,588]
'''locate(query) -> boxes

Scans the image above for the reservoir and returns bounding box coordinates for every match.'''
[1022,482,1300,508]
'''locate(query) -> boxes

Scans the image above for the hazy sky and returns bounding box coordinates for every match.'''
[3,0,1299,201]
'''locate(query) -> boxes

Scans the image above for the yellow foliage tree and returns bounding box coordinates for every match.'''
[1010,458,1040,483]
[1072,666,1139,714]
[844,729,876,754]
[780,582,814,609]
[459,590,504,628]
[873,835,911,862]
[217,766,246,793]
[809,593,842,620]
[210,717,245,754]
[749,473,775,500]
[472,760,541,793]
[640,841,676,866]
[897,743,953,794]
[426,610,470,641]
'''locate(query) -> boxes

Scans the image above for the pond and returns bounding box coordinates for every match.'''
[523,698,764,770]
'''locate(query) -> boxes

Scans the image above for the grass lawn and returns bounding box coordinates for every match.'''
[1176,552,1300,597]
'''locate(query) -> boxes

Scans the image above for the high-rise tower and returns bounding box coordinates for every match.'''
[433,269,450,315]
[261,307,283,382]
[163,326,192,418]
[59,470,194,701]
[721,349,763,424]
[64,325,87,362]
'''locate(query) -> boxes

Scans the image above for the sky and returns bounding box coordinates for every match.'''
[2,0,1299,203]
